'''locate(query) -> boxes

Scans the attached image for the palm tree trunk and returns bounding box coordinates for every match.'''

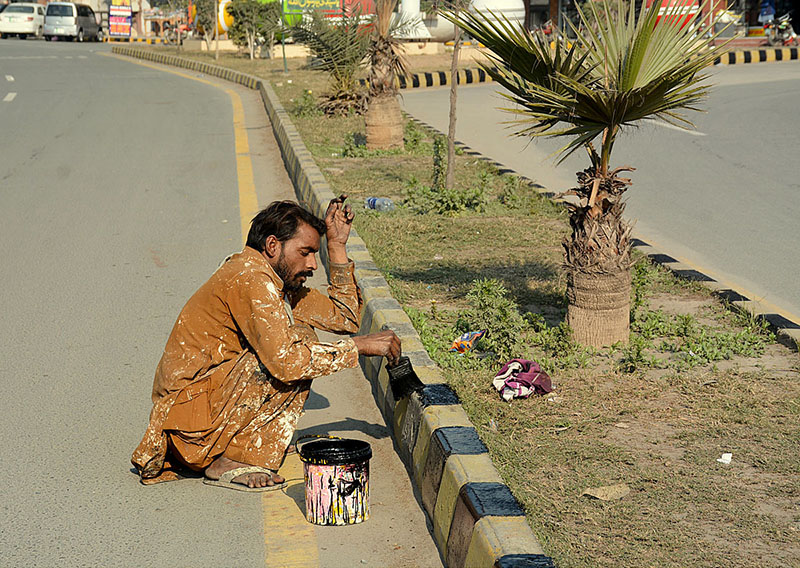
[564,166,633,347]
[365,94,404,150]
[566,267,630,347]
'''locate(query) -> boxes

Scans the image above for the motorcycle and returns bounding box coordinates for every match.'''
[764,12,798,46]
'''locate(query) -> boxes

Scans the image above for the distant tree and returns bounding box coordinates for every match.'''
[194,0,218,52]
[227,0,281,59]
[162,0,190,51]
[442,0,467,190]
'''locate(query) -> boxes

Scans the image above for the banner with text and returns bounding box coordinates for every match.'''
[109,0,132,37]
[283,0,341,14]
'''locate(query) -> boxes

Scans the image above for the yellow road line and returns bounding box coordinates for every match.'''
[100,52,319,567]
[268,455,319,567]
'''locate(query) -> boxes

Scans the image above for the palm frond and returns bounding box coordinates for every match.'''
[445,0,731,166]
[290,10,370,95]
[367,0,413,96]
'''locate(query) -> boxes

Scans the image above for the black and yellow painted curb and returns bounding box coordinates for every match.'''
[104,36,168,44]
[405,114,800,351]
[359,67,494,91]
[355,46,799,92]
[110,44,556,567]
[714,46,799,65]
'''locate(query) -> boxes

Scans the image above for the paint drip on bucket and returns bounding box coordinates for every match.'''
[298,436,371,526]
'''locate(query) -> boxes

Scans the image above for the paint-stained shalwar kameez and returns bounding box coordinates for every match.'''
[132,247,362,484]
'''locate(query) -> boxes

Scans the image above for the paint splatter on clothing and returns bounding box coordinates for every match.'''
[132,247,362,484]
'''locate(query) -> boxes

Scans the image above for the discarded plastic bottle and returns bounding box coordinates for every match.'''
[364,197,395,211]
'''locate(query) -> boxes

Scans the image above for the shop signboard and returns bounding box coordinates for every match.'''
[282,0,375,15]
[283,0,341,14]
[646,0,699,28]
[109,0,132,37]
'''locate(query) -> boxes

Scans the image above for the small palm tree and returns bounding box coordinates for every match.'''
[445,0,728,347]
[364,0,411,149]
[290,9,371,116]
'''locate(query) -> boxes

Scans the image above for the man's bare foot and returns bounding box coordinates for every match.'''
[205,456,285,489]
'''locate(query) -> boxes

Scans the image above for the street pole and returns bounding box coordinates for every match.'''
[280,1,287,74]
[214,0,219,60]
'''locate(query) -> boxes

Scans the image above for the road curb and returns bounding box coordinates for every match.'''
[103,37,168,44]
[714,46,799,64]
[356,47,799,92]
[404,113,800,351]
[110,45,556,568]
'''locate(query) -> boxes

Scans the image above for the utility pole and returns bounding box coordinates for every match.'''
[214,0,219,60]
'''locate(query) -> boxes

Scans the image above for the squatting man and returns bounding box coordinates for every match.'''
[132,196,401,490]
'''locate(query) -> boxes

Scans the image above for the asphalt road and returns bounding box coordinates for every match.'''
[401,61,800,323]
[0,40,441,567]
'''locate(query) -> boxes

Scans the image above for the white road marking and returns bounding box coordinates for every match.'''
[0,55,59,60]
[78,55,87,59]
[642,118,707,137]
[65,56,73,59]
[3,92,17,102]
[5,75,14,82]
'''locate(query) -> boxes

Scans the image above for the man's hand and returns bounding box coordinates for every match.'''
[325,194,354,247]
[352,330,401,366]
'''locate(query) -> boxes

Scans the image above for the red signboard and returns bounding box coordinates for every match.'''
[646,0,700,28]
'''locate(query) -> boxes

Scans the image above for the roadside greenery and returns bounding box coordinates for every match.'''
[226,0,281,60]
[289,9,370,115]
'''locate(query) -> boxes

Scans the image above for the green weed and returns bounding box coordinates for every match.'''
[291,89,322,118]
[404,120,426,153]
[404,176,488,216]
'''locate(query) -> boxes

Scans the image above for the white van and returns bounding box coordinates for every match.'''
[44,2,101,42]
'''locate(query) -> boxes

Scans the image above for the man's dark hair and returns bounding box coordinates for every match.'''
[246,201,327,252]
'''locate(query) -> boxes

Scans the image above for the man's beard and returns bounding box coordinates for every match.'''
[276,250,313,293]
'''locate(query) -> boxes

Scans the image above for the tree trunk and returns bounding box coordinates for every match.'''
[566,267,631,347]
[563,166,634,347]
[365,94,404,150]
[445,19,461,190]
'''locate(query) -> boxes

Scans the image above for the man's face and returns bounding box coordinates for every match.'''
[274,222,321,292]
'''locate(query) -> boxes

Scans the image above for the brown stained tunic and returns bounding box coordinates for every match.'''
[131,246,362,483]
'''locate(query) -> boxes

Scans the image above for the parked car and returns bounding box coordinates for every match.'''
[0,2,46,39]
[44,2,101,42]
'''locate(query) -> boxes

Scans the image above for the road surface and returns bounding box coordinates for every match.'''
[0,39,441,568]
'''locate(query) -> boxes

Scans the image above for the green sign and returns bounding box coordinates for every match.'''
[283,0,341,14]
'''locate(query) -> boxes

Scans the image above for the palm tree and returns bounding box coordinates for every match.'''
[290,9,371,116]
[444,0,728,347]
[364,0,411,149]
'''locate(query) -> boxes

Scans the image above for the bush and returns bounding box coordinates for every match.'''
[404,120,424,153]
[341,132,369,157]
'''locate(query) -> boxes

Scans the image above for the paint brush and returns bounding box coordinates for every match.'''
[386,356,425,400]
